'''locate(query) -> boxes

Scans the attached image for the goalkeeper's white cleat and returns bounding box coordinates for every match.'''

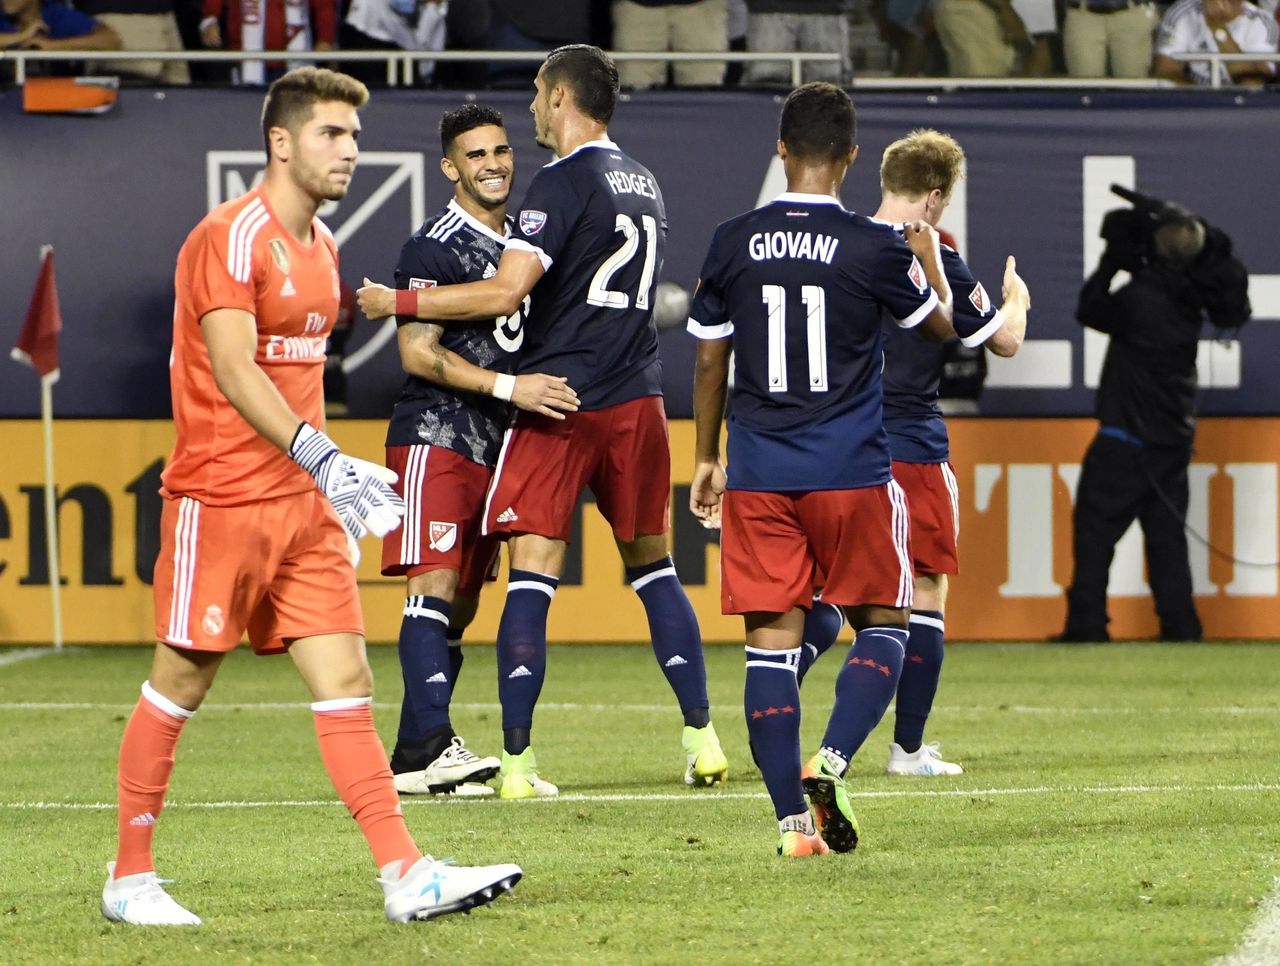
[379,855,522,923]
[886,741,964,777]
[101,862,202,926]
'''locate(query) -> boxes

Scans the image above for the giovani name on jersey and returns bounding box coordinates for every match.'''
[748,231,839,265]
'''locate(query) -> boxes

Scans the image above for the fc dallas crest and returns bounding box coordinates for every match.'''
[428,521,457,552]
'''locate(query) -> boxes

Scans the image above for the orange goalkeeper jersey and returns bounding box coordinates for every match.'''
[161,187,341,506]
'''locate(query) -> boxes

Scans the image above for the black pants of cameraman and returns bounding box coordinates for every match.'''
[1063,432,1203,642]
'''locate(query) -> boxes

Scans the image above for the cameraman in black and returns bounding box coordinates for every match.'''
[1060,188,1250,642]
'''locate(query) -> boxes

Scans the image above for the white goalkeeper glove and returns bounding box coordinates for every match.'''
[289,423,405,541]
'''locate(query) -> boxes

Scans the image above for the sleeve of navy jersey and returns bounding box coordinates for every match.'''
[392,233,460,327]
[687,229,732,339]
[867,230,938,328]
[941,247,1004,347]
[507,166,577,270]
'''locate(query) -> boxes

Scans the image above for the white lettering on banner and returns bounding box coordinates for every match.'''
[1225,464,1278,596]
[977,460,1278,600]
[264,335,326,360]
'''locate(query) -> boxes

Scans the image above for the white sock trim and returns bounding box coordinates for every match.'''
[909,613,945,631]
[311,696,373,713]
[403,603,449,624]
[744,645,801,672]
[630,565,676,592]
[141,680,195,720]
[508,580,557,598]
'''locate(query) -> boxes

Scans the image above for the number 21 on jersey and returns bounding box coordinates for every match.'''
[763,284,828,393]
[588,214,659,310]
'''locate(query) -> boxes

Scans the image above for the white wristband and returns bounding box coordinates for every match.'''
[492,373,516,402]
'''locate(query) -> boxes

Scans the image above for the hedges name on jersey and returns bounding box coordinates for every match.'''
[388,198,521,466]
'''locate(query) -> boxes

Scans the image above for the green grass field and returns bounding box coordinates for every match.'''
[1,642,1278,965]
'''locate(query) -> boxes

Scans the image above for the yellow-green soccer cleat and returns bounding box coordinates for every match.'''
[777,829,831,858]
[498,747,559,800]
[682,722,729,787]
[800,753,861,853]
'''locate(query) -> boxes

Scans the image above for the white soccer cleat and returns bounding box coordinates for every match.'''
[393,736,501,795]
[379,855,522,923]
[100,861,202,926]
[886,741,964,777]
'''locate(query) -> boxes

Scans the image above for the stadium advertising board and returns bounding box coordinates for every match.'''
[0,419,1276,644]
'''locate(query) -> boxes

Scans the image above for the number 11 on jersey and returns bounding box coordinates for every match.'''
[763,284,828,394]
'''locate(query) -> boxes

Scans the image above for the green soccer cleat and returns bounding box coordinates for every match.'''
[498,747,559,800]
[682,722,729,787]
[801,753,860,853]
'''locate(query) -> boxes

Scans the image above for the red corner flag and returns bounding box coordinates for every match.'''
[11,246,62,384]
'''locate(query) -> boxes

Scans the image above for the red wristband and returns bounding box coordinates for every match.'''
[395,288,418,317]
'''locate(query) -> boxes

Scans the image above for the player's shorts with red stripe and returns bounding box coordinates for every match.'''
[483,394,671,542]
[892,459,960,576]
[720,481,913,615]
[153,489,363,655]
[381,444,501,597]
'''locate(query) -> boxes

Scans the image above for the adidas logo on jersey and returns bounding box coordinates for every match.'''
[425,672,448,684]
[508,665,532,679]
[496,507,518,523]
[280,276,297,297]
[664,655,688,668]
[128,811,157,827]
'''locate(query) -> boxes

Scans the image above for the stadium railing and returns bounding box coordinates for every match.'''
[2,48,1276,90]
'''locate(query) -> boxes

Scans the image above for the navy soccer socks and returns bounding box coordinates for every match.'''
[818,626,908,772]
[497,569,557,755]
[797,599,845,685]
[894,611,945,754]
[393,595,454,769]
[744,646,807,820]
[627,556,711,729]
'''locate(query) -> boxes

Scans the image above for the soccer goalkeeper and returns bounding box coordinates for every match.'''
[99,67,521,928]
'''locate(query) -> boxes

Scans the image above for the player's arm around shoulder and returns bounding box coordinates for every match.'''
[358,248,544,323]
[201,308,303,451]
[905,221,955,342]
[396,320,579,419]
[985,255,1030,358]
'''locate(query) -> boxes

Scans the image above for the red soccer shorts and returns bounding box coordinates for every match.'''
[719,481,913,615]
[892,460,960,576]
[381,444,501,597]
[484,395,672,542]
[153,489,363,655]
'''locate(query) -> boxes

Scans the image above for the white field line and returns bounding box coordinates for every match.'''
[1,700,1278,715]
[4,782,1280,812]
[0,648,60,668]
[1217,877,1280,966]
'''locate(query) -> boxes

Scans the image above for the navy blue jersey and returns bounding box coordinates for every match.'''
[386,200,522,467]
[688,193,938,492]
[883,242,1003,463]
[505,139,665,411]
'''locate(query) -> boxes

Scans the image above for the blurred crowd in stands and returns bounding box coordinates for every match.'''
[2,0,1278,86]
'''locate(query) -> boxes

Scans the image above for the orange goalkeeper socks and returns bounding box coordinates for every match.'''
[312,698,422,871]
[114,681,193,878]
